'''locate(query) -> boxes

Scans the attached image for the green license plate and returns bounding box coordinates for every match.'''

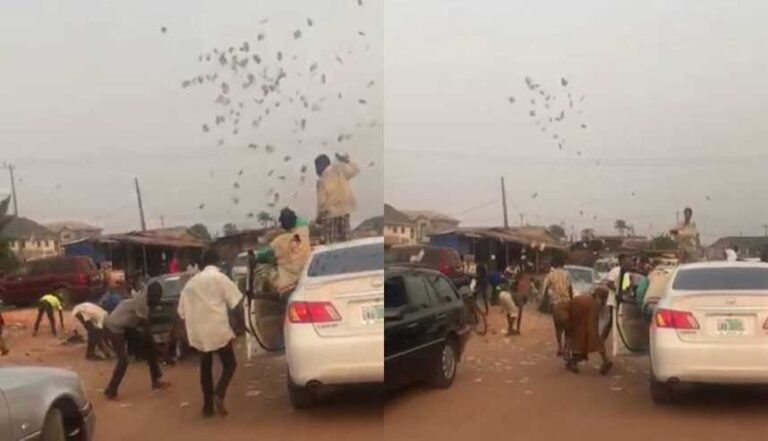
[716,318,745,335]
[361,304,384,324]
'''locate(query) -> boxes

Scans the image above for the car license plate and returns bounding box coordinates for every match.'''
[716,317,745,335]
[361,304,384,324]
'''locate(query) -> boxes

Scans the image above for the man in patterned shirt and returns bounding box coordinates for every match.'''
[543,254,573,356]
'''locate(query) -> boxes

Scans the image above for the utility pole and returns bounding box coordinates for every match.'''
[519,213,525,226]
[160,216,165,228]
[763,224,768,237]
[134,177,147,231]
[500,177,509,228]
[676,210,680,226]
[2,163,18,216]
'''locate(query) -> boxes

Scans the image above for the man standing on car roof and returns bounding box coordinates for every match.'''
[33,292,65,337]
[253,207,312,297]
[670,207,701,263]
[315,153,359,244]
[178,249,243,418]
[103,282,170,399]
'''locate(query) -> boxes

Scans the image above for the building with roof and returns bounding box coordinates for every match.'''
[353,215,384,239]
[706,236,768,261]
[45,221,102,245]
[428,226,567,272]
[384,204,415,246]
[401,210,460,243]
[1,217,59,261]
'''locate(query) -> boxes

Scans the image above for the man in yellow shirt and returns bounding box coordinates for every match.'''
[33,292,65,337]
[253,208,312,297]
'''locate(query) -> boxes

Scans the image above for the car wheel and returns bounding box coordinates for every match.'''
[287,373,316,410]
[430,339,458,389]
[40,407,67,441]
[649,376,676,405]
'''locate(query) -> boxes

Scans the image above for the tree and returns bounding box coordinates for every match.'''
[580,228,596,242]
[547,224,567,241]
[222,223,239,237]
[189,223,212,241]
[257,211,274,228]
[614,219,629,237]
[650,235,678,250]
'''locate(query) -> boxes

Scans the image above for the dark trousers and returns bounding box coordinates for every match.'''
[105,329,162,396]
[75,314,110,358]
[200,341,237,411]
[34,301,56,336]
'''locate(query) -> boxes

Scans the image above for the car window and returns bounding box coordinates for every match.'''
[568,268,594,285]
[307,243,383,277]
[428,274,459,303]
[386,246,422,264]
[405,274,434,309]
[29,260,49,276]
[673,267,768,291]
[385,276,408,309]
[160,276,188,299]
[49,259,77,274]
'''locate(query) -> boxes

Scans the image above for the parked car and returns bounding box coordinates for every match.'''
[247,237,385,409]
[0,366,95,440]
[385,245,470,288]
[385,265,471,391]
[594,256,618,282]
[650,262,768,404]
[564,265,597,296]
[0,256,102,307]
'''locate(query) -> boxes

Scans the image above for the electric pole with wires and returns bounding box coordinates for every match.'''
[1,163,18,216]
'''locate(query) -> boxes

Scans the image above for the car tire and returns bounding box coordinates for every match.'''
[430,338,458,389]
[287,373,316,410]
[649,376,676,405]
[40,407,67,441]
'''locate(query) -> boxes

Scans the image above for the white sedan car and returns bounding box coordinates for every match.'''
[650,261,768,403]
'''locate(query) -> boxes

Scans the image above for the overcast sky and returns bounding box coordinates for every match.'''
[383,0,768,243]
[0,0,381,235]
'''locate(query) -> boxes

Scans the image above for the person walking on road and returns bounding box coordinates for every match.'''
[103,282,170,400]
[72,302,112,361]
[543,255,573,357]
[315,153,359,244]
[33,292,65,337]
[178,249,243,418]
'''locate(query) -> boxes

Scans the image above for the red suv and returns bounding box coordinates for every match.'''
[385,245,470,288]
[0,256,103,306]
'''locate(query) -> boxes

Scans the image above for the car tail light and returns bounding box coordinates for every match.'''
[288,301,341,324]
[439,263,453,276]
[655,308,699,330]
[77,274,88,285]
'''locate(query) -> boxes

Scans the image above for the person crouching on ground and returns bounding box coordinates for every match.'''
[499,285,527,336]
[178,249,243,418]
[103,281,170,400]
[33,292,65,337]
[560,286,613,375]
[72,302,112,361]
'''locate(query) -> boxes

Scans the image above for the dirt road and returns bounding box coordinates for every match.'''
[384,306,768,441]
[0,309,382,441]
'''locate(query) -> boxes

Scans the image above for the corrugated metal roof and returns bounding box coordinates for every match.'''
[430,226,567,250]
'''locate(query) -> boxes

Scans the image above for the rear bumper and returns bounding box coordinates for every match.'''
[286,325,383,386]
[652,329,768,384]
[82,402,96,441]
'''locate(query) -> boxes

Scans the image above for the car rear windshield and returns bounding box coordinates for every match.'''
[159,276,188,299]
[673,267,768,291]
[568,268,594,285]
[308,243,383,277]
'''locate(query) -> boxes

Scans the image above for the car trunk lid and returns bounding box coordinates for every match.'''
[668,291,768,343]
[301,271,384,338]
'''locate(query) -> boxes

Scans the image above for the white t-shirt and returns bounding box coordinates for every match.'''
[71,302,108,329]
[606,266,621,307]
[178,266,244,352]
[725,249,738,262]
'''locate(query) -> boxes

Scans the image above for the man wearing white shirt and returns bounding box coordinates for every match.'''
[72,302,111,361]
[178,249,243,418]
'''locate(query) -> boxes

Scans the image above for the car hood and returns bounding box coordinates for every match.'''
[0,367,79,390]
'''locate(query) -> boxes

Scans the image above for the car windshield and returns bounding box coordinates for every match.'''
[594,261,614,273]
[159,276,189,299]
[673,267,768,291]
[308,243,383,277]
[567,268,594,285]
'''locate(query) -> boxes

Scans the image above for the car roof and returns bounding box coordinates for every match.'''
[677,261,768,270]
[386,264,444,277]
[312,236,384,253]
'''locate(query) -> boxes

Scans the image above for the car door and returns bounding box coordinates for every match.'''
[426,274,464,334]
[244,261,286,358]
[384,272,439,385]
[0,389,10,441]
